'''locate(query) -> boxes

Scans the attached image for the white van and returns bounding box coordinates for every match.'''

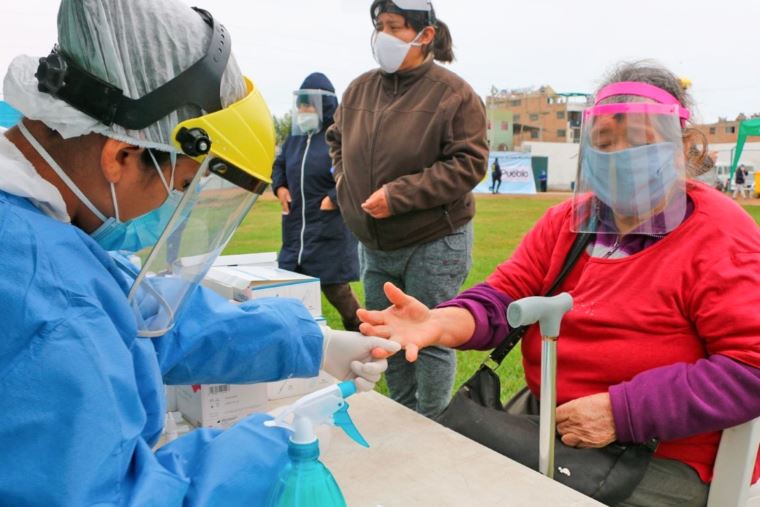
[697,164,755,194]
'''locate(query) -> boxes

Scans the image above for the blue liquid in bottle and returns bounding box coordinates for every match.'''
[267,440,346,507]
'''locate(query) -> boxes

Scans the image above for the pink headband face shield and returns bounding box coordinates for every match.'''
[572,83,689,236]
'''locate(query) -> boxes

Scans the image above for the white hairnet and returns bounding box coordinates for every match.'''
[3,0,246,153]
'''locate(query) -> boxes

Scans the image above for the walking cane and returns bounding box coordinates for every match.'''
[507,293,573,479]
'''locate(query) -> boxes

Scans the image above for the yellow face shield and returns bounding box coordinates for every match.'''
[172,76,274,194]
[126,77,276,337]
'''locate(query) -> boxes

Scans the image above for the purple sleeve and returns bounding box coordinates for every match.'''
[436,282,513,351]
[609,354,760,443]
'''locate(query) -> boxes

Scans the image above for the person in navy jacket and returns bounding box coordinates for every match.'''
[272,73,361,330]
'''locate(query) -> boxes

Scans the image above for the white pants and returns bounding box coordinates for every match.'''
[733,185,749,198]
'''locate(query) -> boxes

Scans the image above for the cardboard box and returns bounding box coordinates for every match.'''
[202,265,322,317]
[165,385,178,412]
[266,371,335,401]
[212,252,278,269]
[181,258,332,428]
[176,383,268,429]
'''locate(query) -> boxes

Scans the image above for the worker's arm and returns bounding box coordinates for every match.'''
[0,299,291,506]
[153,285,323,385]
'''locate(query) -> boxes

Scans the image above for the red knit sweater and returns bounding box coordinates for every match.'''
[487,182,760,483]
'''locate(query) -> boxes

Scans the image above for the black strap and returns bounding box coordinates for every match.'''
[35,8,229,130]
[487,231,594,366]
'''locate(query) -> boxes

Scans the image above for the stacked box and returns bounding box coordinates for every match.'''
[202,264,322,317]
[175,257,333,428]
[175,383,269,429]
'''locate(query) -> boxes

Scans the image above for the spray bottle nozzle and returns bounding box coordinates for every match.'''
[265,380,369,448]
[333,402,369,448]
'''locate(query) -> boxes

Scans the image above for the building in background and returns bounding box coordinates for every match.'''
[486,86,592,150]
[486,108,513,151]
[695,113,760,144]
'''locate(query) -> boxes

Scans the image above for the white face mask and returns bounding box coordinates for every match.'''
[371,30,424,74]
[296,112,320,134]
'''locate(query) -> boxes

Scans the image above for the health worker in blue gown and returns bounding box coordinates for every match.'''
[0,1,398,505]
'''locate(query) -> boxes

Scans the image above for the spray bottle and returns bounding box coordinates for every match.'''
[264,381,369,507]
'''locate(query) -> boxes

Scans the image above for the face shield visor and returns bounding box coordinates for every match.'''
[372,0,436,23]
[572,84,690,236]
[126,77,274,337]
[290,89,334,135]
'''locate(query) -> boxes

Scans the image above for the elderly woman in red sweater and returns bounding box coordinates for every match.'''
[361,62,760,507]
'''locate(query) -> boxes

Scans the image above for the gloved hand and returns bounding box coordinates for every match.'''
[321,327,401,392]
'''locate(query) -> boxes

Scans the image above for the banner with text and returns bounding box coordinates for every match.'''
[475,151,536,194]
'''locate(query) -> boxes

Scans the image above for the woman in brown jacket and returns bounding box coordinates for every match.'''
[326,0,488,418]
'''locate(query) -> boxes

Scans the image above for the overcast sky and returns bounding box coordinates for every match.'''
[1,0,758,124]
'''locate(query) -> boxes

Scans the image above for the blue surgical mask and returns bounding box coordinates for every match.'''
[17,122,182,252]
[583,142,678,217]
[90,149,182,252]
[90,189,183,252]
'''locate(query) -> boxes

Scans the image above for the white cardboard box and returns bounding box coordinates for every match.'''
[165,385,178,412]
[178,258,330,428]
[212,252,278,269]
[266,371,335,401]
[202,265,322,317]
[176,383,269,429]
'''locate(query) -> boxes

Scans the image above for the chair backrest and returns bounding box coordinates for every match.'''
[707,417,760,507]
[748,482,760,507]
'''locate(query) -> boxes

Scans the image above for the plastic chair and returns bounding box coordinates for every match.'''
[707,416,760,507]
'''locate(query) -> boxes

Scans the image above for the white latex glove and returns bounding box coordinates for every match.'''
[321,327,401,392]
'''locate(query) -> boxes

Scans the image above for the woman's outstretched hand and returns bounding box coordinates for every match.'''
[357,282,444,362]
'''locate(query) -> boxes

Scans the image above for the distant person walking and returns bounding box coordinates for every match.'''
[733,164,748,199]
[491,158,502,194]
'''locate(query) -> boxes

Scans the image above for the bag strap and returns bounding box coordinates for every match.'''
[486,231,594,367]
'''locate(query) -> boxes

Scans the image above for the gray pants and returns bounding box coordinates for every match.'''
[360,222,473,419]
[616,458,708,507]
[507,387,709,506]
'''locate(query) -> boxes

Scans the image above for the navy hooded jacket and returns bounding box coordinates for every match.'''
[272,73,359,284]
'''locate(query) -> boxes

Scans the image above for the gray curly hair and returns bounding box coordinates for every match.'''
[597,61,708,177]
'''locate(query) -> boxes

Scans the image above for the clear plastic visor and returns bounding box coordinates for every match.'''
[572,103,688,235]
[291,89,333,136]
[126,157,262,337]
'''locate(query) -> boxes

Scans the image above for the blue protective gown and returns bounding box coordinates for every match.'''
[0,189,323,506]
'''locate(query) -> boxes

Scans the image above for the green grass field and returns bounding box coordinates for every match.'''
[225,194,760,400]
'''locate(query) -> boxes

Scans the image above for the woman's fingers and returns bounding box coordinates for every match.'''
[556,421,571,435]
[561,433,581,447]
[384,282,411,308]
[371,346,396,359]
[359,322,391,338]
[405,344,420,362]
[357,308,386,326]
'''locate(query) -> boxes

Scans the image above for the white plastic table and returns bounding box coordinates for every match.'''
[320,391,605,507]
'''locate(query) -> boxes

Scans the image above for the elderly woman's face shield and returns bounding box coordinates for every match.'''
[291,89,334,136]
[127,77,274,337]
[572,102,689,236]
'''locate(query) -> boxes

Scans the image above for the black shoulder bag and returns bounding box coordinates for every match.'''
[436,232,658,506]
